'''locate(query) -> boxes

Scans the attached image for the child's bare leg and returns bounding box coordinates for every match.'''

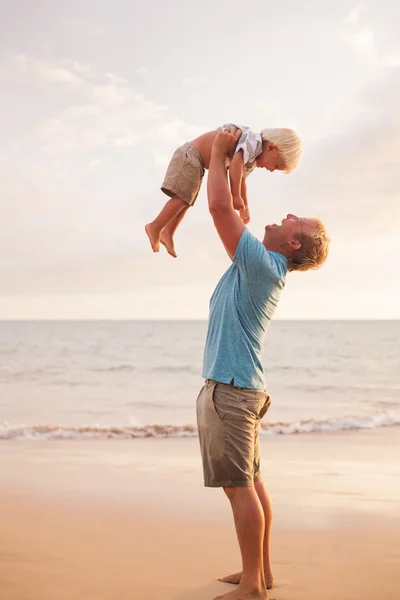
[145,197,186,253]
[160,204,190,258]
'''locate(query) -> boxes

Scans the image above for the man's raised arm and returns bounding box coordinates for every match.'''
[207,126,246,259]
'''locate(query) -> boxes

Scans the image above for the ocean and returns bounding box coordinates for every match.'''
[0,320,399,440]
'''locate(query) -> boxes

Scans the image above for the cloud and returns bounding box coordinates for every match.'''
[12,54,84,86]
[152,150,171,167]
[68,19,104,38]
[0,52,207,295]
[342,7,379,65]
[276,64,400,233]
[0,22,399,317]
[384,53,400,67]
[346,28,375,59]
[113,134,137,147]
[149,118,205,156]
[344,7,362,25]
[353,28,375,54]
[105,71,128,84]
[181,76,207,89]
[4,54,179,153]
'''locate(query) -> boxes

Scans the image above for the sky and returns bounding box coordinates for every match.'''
[0,0,399,319]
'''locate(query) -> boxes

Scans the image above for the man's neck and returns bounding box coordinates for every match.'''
[263,241,290,261]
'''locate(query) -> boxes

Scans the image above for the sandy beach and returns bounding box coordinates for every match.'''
[1,430,400,600]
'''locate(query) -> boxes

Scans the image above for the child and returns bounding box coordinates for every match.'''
[145,124,302,257]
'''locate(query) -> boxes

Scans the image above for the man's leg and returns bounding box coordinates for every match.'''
[219,478,274,589]
[255,478,273,588]
[214,486,268,600]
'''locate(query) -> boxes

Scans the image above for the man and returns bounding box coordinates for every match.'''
[196,126,330,600]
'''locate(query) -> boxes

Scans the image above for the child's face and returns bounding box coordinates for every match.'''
[256,144,285,172]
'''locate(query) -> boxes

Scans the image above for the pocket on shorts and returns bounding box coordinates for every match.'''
[240,390,271,419]
[259,394,271,419]
[182,153,203,187]
[207,380,225,422]
[186,145,205,173]
[197,380,224,428]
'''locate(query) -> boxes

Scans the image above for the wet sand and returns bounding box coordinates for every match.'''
[1,431,400,599]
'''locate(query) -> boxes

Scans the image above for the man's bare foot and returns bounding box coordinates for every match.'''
[145,223,161,253]
[214,584,268,600]
[160,232,177,258]
[218,572,273,590]
[239,206,250,224]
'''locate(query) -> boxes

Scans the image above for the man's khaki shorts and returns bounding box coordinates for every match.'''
[161,142,205,206]
[196,379,271,488]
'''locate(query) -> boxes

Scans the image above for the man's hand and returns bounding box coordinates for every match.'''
[212,126,242,158]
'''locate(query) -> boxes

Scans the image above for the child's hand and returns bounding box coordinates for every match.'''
[239,205,250,225]
[233,194,245,211]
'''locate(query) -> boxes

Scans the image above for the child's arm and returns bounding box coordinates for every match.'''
[239,177,250,224]
[241,178,248,207]
[228,151,245,210]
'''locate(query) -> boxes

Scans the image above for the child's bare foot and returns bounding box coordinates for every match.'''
[160,232,177,258]
[145,223,161,253]
[218,571,274,590]
[239,206,250,224]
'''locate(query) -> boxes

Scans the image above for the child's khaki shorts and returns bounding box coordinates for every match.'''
[196,379,271,488]
[161,142,205,206]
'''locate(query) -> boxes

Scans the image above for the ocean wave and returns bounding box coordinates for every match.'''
[91,365,135,373]
[260,412,400,435]
[0,367,49,382]
[152,365,199,374]
[92,364,198,374]
[1,412,399,441]
[0,423,198,440]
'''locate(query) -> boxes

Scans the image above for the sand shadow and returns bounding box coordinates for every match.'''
[173,580,279,600]
[172,579,230,600]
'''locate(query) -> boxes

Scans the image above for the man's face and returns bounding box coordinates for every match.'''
[263,214,317,247]
[256,144,286,172]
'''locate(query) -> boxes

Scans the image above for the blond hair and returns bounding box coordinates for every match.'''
[261,128,302,174]
[288,219,330,272]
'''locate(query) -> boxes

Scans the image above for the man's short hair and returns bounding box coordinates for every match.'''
[260,128,302,174]
[288,219,330,272]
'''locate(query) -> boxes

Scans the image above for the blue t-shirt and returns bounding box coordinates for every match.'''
[202,228,288,389]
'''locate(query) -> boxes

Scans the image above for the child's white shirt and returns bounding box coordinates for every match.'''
[221,123,263,178]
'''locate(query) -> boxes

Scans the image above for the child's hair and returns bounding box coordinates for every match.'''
[260,128,302,174]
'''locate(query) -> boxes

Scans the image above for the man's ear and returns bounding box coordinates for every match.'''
[267,143,278,152]
[289,238,301,250]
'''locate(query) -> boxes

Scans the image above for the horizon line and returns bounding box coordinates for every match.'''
[0,318,399,322]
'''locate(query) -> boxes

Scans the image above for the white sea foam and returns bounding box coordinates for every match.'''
[260,412,400,435]
[1,412,399,441]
